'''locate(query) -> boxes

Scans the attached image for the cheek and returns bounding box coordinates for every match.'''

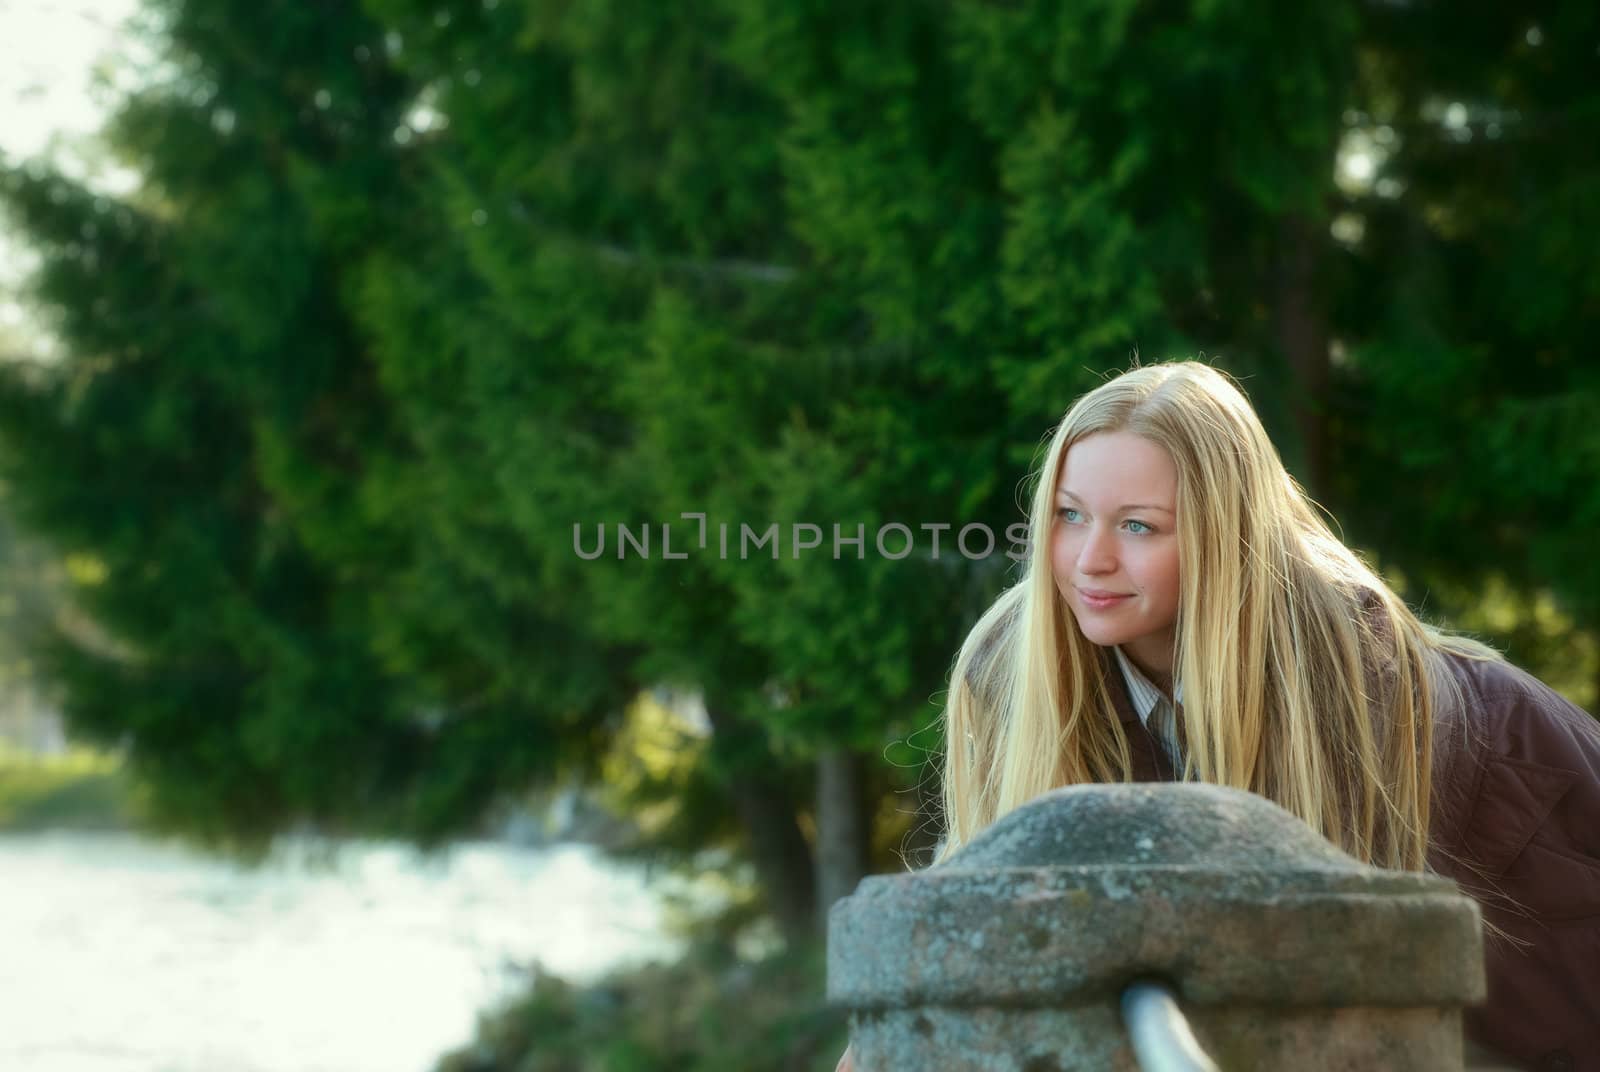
[1152,547,1182,609]
[1048,526,1074,589]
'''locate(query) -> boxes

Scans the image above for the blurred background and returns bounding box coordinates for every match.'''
[1,1,1597,1069]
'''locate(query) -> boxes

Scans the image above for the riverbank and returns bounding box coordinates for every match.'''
[0,745,138,831]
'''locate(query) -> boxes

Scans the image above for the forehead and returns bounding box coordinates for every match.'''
[1056,432,1177,502]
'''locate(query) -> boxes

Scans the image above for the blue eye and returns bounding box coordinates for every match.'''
[1124,519,1152,535]
[1058,507,1081,522]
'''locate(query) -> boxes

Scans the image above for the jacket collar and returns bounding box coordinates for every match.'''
[1100,647,1176,782]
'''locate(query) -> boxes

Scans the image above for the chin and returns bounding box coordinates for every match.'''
[1068,615,1125,649]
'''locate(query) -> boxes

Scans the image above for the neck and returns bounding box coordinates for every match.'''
[1121,635,1175,695]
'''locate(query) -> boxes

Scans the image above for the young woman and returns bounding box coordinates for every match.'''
[839,362,1599,1071]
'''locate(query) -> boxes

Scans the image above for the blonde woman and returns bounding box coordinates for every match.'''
[838,362,1599,1071]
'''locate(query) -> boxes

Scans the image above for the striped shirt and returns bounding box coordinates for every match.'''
[1113,646,1184,772]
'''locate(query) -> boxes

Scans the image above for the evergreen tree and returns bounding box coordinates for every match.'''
[0,0,628,847]
[1329,2,1600,701]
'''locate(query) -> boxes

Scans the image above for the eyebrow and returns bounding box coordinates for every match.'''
[1056,489,1175,516]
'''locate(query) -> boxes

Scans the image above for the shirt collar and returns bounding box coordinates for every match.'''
[1112,646,1181,724]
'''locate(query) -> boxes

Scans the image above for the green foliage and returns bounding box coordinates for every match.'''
[1329,2,1600,642]
[0,0,1596,922]
[0,0,630,854]
[433,937,844,1072]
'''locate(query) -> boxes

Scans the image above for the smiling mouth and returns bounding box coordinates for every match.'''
[1077,589,1133,607]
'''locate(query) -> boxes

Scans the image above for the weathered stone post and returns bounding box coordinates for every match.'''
[828,784,1485,1070]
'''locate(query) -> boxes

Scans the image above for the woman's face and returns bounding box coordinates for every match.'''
[1049,431,1182,678]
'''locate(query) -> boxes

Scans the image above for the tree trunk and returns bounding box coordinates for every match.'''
[1592,627,1600,717]
[814,746,870,921]
[702,700,818,945]
[1275,213,1331,498]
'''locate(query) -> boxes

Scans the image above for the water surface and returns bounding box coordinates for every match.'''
[0,831,684,1072]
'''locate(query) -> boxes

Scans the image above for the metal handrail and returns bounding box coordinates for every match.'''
[1121,981,1223,1072]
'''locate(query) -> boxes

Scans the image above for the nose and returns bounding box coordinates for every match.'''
[1076,524,1117,576]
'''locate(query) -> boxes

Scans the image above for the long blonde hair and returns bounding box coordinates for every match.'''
[941,361,1492,871]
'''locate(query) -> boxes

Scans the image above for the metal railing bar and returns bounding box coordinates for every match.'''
[1121,980,1223,1072]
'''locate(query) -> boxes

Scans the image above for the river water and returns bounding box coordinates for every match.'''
[0,830,689,1072]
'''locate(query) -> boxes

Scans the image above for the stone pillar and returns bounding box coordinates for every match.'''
[828,783,1485,1070]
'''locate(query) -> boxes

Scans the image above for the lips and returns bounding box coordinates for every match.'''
[1077,588,1132,610]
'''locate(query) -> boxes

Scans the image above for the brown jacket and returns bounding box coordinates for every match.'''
[1106,650,1600,1072]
